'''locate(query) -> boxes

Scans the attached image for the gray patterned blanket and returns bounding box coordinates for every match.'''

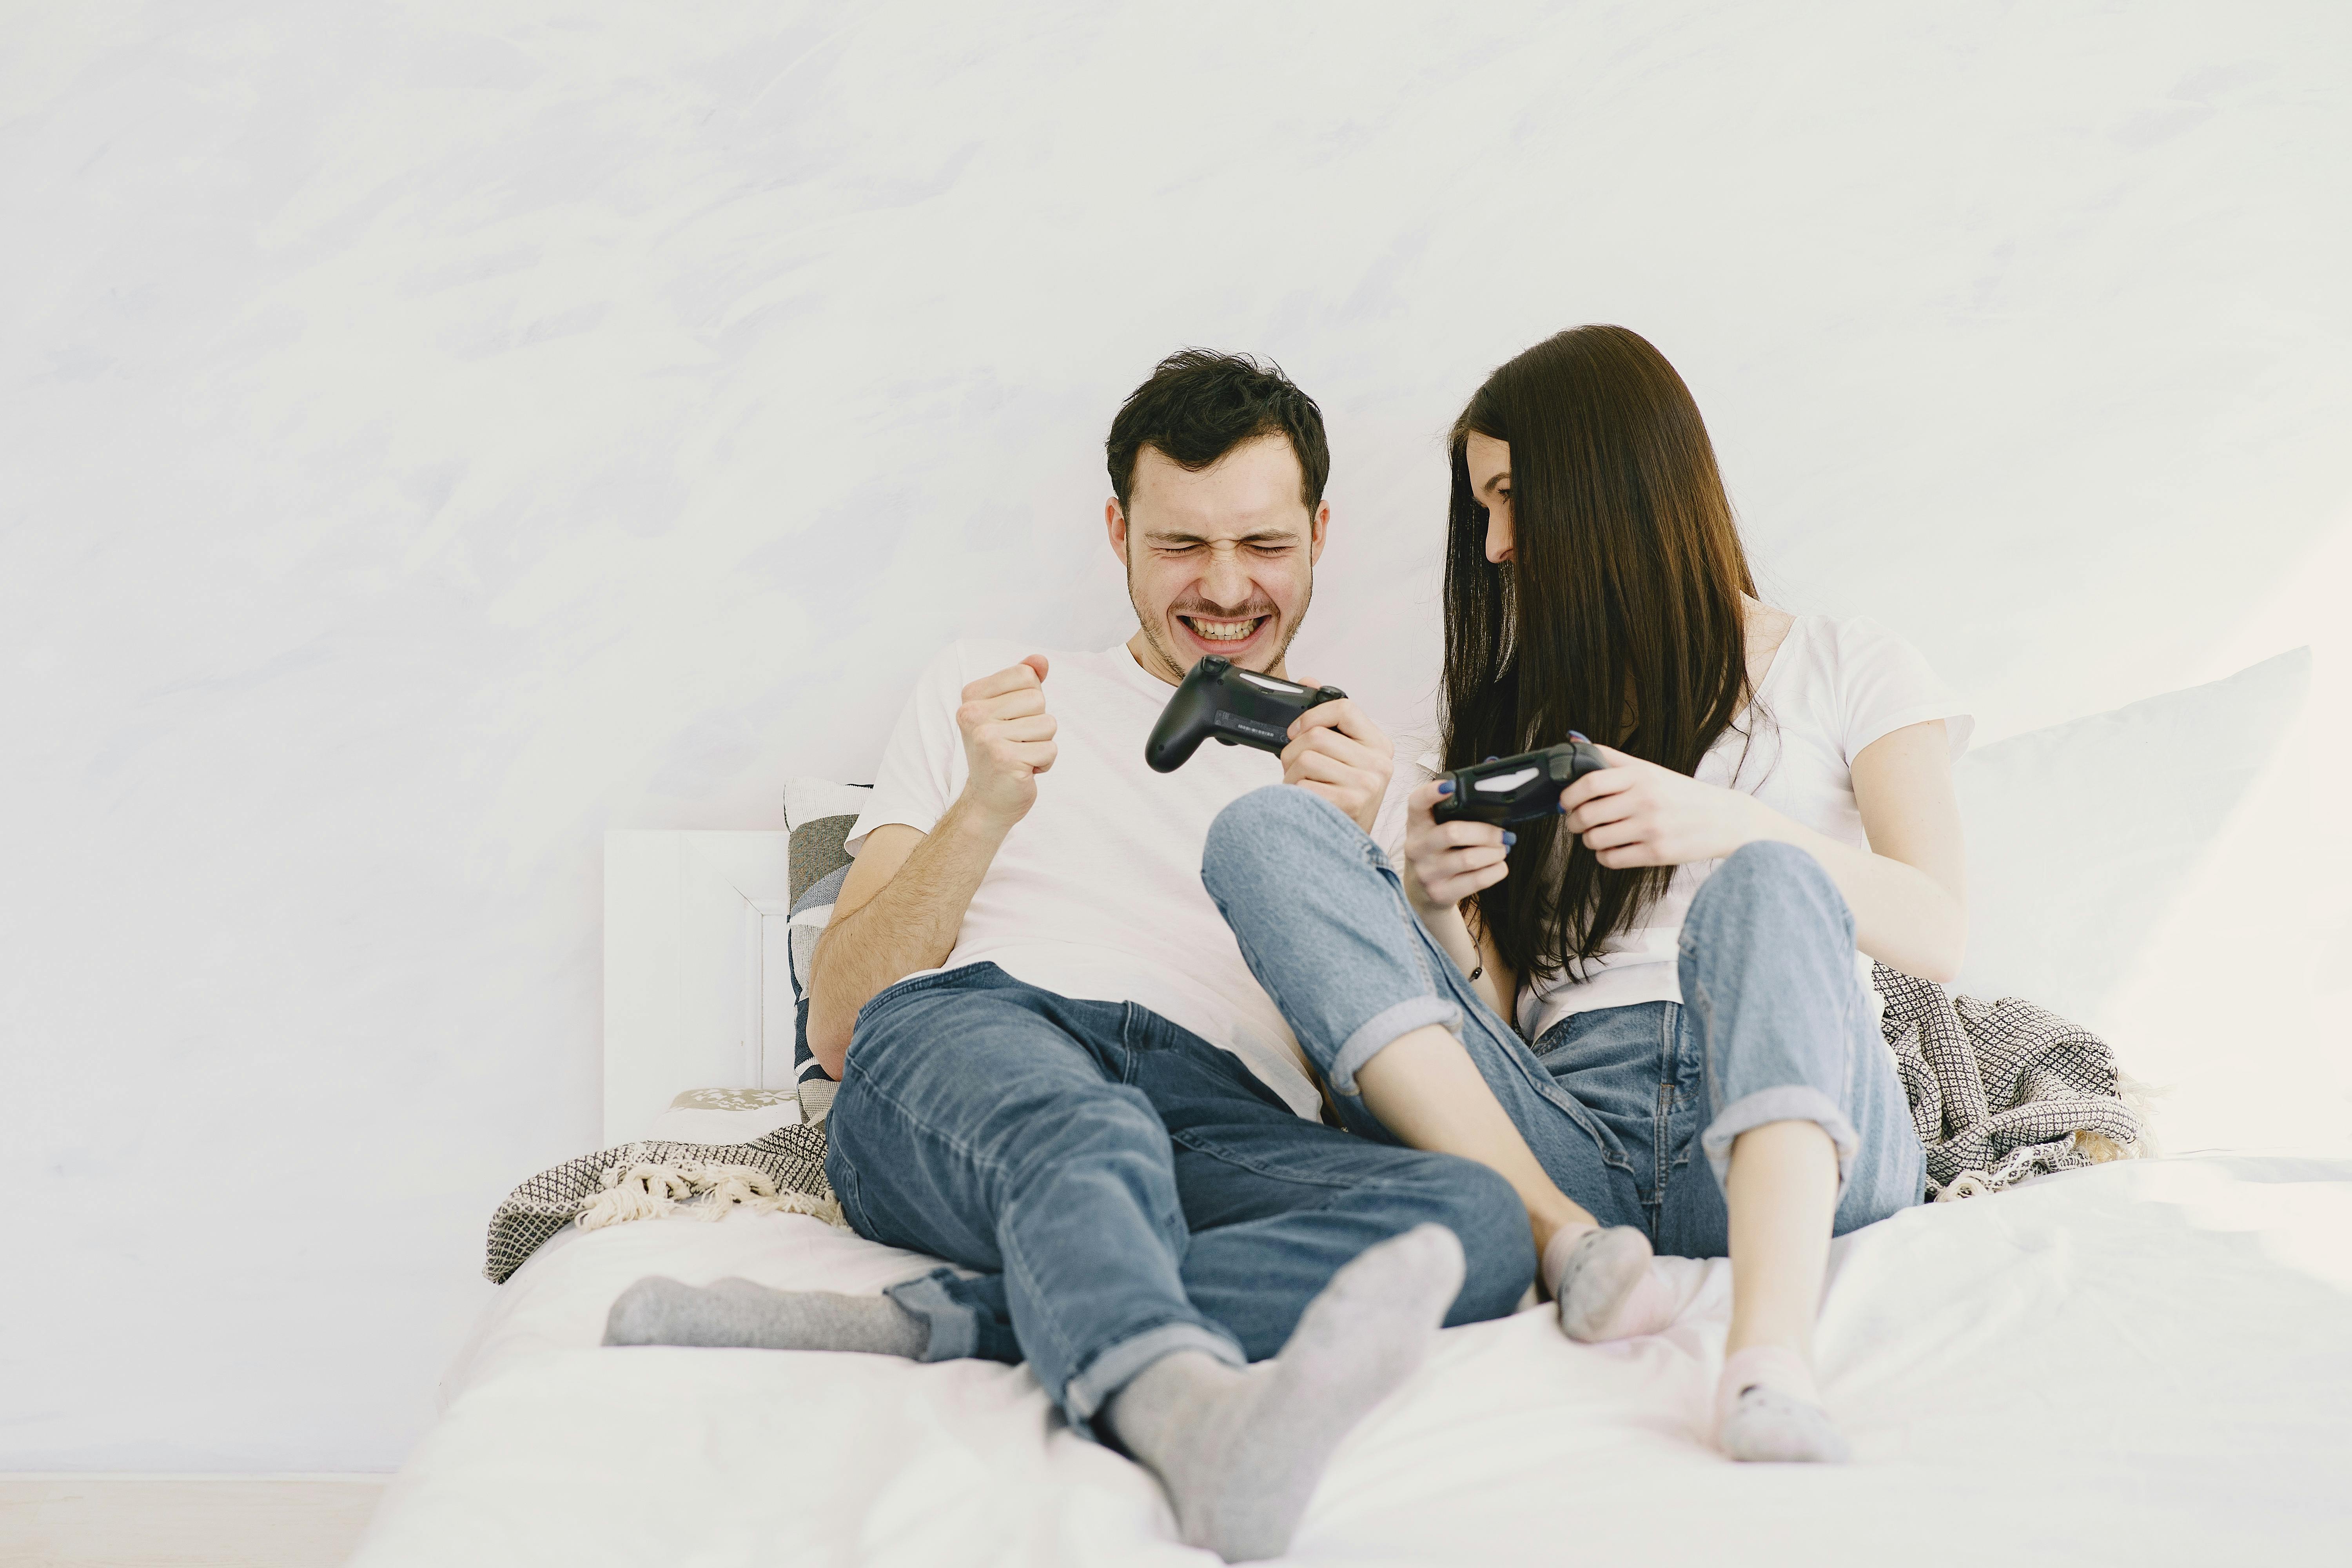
[1873,964,2142,1199]
[480,973,2140,1281]
[483,1123,832,1284]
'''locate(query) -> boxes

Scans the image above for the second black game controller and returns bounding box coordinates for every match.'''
[1431,739,1608,826]
[1145,655,1347,773]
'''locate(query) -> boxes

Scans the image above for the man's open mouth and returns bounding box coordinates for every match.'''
[1180,614,1269,646]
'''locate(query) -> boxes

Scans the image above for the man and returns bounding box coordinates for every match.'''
[605,352,1534,1563]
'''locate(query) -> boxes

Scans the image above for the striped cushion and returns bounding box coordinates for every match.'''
[782,780,872,1122]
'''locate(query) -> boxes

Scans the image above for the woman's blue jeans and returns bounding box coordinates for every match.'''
[1201,786,1926,1255]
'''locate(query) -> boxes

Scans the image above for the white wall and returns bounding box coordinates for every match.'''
[3,0,2345,1472]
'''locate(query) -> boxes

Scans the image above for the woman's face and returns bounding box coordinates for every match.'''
[1465,431,1513,563]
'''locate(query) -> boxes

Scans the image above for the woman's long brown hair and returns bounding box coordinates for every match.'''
[1442,325,1759,981]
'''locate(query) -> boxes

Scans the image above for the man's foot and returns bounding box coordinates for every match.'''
[1543,1225,1677,1342]
[1713,1344,1849,1463]
[603,1276,929,1357]
[1103,1224,1465,1563]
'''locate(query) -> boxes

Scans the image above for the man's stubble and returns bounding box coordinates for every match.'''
[1125,546,1313,684]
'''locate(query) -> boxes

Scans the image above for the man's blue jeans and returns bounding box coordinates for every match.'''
[1200,786,1926,1255]
[825,965,1535,1436]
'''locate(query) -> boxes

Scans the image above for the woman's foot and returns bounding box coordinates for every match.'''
[1713,1345,1849,1463]
[1542,1225,1677,1342]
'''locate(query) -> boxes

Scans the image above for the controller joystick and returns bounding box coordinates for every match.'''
[1431,737,1608,826]
[1145,655,1347,773]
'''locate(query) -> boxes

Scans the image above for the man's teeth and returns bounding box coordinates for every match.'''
[1187,617,1263,642]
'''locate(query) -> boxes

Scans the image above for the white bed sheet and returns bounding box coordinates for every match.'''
[354,1153,2352,1567]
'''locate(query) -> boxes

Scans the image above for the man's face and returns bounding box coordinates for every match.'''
[1108,434,1329,685]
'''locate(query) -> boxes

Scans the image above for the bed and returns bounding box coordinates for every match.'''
[352,1149,2351,1565]
[350,652,2350,1566]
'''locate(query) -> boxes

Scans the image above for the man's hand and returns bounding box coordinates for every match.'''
[956,655,1058,828]
[1281,691,1392,834]
[1558,745,1773,868]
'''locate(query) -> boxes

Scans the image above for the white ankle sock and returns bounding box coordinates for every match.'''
[1714,1345,1849,1463]
[1542,1225,1677,1342]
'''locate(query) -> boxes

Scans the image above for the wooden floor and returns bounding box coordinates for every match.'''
[0,1477,386,1568]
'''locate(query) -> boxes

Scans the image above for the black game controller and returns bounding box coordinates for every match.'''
[1431,738,1608,826]
[1145,655,1347,773]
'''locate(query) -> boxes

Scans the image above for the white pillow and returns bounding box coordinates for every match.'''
[646,1087,803,1145]
[1954,648,2310,1024]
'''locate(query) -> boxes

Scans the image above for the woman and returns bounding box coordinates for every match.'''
[1200,325,1969,1463]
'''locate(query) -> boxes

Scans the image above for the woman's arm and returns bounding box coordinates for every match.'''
[1829,720,1968,980]
[1560,719,1968,982]
[1397,779,1524,1019]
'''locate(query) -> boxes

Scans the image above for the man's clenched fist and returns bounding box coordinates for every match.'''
[956,655,1058,828]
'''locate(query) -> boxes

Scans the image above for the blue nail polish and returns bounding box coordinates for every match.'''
[1436,780,1454,795]
[1501,831,1517,846]
[1484,755,1498,764]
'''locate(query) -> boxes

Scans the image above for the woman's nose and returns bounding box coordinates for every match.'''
[1481,510,1513,564]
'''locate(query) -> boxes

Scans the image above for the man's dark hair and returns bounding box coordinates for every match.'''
[1105,349,1329,515]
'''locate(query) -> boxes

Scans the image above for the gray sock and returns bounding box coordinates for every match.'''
[602,1275,930,1358]
[1103,1224,1465,1563]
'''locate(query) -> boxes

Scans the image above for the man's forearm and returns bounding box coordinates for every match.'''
[805,795,1009,1074]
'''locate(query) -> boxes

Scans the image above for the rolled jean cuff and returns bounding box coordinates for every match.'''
[1328,995,1461,1098]
[1063,1321,1246,1438]
[884,1268,985,1363]
[1700,1085,1862,1199]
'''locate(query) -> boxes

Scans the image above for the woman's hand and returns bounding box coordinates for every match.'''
[1402,779,1515,915]
[1559,746,1775,868]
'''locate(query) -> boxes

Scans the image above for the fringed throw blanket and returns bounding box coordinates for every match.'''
[1872,964,2143,1201]
[483,1123,838,1284]
[481,978,2145,1282]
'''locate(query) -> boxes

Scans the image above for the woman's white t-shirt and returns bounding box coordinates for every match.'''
[1416,614,1971,1042]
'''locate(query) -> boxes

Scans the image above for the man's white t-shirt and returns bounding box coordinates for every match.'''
[848,640,1323,1118]
[1408,614,1971,1042]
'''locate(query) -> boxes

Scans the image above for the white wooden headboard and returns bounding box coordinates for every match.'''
[603,830,798,1144]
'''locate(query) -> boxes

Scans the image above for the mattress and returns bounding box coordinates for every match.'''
[351,1152,2352,1566]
